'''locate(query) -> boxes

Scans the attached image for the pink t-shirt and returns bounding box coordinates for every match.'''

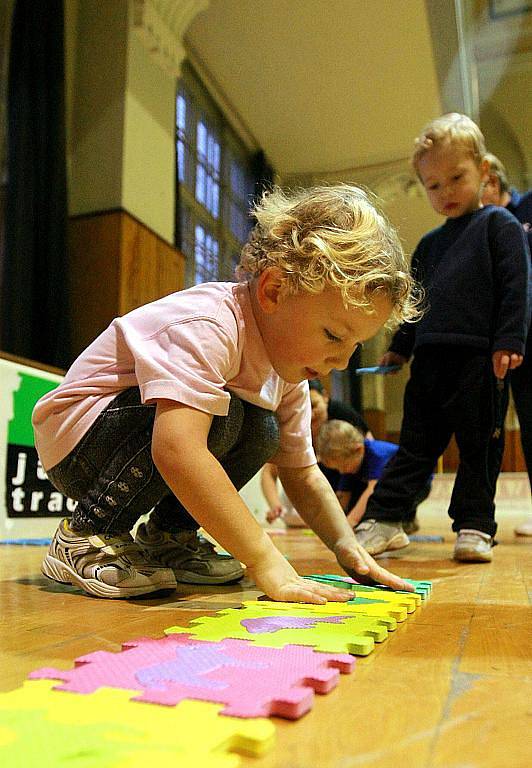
[32,281,316,471]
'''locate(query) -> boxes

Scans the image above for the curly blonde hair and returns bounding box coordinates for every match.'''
[236,184,421,327]
[412,113,486,174]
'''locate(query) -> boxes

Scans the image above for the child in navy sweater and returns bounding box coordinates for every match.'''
[355,113,531,562]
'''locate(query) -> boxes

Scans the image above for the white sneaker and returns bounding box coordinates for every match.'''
[354,519,410,555]
[515,519,532,536]
[42,519,177,598]
[453,529,493,562]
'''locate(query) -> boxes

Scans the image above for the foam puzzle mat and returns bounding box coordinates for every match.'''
[2,576,432,766]
[30,635,354,719]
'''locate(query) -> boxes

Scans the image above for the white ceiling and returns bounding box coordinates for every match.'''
[185,0,443,176]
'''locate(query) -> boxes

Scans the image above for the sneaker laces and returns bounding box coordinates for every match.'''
[89,532,145,560]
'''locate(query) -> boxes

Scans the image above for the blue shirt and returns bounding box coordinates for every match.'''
[337,439,398,492]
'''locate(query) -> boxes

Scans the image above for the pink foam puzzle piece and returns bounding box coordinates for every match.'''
[29,635,354,720]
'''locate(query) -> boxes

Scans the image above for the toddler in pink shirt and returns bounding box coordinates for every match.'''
[33,184,420,601]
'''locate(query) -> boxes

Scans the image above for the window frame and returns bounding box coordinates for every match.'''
[176,62,255,286]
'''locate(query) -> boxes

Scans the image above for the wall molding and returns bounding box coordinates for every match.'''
[130,0,209,77]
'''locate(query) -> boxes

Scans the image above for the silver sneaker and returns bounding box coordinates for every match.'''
[135,521,244,585]
[42,518,177,598]
[354,519,410,555]
[454,529,493,562]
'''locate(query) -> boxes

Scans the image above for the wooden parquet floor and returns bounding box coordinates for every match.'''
[1,474,531,768]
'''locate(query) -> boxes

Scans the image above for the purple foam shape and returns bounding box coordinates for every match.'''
[136,643,267,690]
[240,615,345,634]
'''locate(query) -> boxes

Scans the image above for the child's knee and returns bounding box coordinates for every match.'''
[244,405,281,462]
[207,393,245,455]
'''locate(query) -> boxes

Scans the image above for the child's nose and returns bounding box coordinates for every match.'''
[326,351,351,371]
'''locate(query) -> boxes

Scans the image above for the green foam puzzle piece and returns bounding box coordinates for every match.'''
[311,574,432,600]
[305,574,422,621]
[404,579,432,598]
[165,604,394,655]
[0,680,275,768]
[305,574,428,606]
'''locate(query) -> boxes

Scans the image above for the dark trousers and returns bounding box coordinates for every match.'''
[510,340,532,493]
[363,347,508,537]
[47,388,280,535]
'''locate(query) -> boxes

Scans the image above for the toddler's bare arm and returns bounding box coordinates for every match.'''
[346,479,377,527]
[151,400,351,604]
[260,463,285,522]
[279,464,415,592]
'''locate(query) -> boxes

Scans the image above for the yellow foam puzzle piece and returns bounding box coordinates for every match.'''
[0,680,275,768]
[244,598,405,624]
[165,604,395,655]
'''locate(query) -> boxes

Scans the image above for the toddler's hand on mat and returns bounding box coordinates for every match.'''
[250,548,351,604]
[334,535,415,592]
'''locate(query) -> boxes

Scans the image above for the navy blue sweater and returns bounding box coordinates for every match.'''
[390,206,531,360]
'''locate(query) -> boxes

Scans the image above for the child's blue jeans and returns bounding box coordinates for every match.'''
[47,387,280,535]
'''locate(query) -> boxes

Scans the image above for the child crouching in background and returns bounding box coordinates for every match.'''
[318,420,431,536]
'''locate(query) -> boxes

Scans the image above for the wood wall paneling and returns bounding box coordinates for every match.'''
[68,210,185,358]
[68,212,121,357]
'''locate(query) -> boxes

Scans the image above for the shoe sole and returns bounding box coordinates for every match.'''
[41,554,177,598]
[453,549,492,563]
[172,567,245,585]
[361,532,410,556]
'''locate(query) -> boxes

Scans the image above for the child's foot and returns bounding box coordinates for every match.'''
[453,529,493,562]
[403,515,420,535]
[135,520,244,584]
[354,519,410,555]
[42,519,177,598]
[514,519,532,536]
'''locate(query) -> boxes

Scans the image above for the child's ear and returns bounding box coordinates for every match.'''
[480,158,490,183]
[256,267,287,313]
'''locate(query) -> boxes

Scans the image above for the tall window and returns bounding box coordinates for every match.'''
[176,63,255,286]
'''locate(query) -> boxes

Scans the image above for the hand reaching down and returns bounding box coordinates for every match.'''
[249,548,352,605]
[334,535,415,592]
